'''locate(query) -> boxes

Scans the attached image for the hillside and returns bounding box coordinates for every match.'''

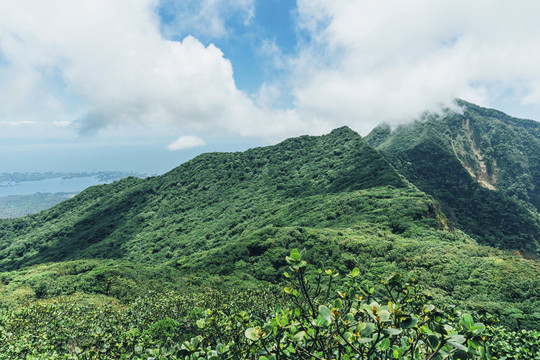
[366,100,540,256]
[0,124,538,333]
[0,127,409,271]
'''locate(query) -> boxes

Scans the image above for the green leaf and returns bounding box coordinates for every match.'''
[350,267,360,278]
[360,322,375,337]
[319,305,333,324]
[315,315,328,327]
[470,323,486,334]
[380,338,391,351]
[245,328,259,341]
[461,314,474,330]
[400,316,418,329]
[379,310,391,322]
[383,328,402,336]
[427,335,439,350]
[292,331,306,342]
[289,249,301,261]
[447,334,467,351]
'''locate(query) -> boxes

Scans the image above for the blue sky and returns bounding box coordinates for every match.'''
[1,1,540,174]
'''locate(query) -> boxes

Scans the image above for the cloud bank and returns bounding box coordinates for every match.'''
[0,0,315,141]
[292,0,540,134]
[2,0,540,144]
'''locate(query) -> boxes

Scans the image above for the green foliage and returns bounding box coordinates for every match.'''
[0,117,538,357]
[1,250,536,359]
[0,127,406,271]
[366,100,540,255]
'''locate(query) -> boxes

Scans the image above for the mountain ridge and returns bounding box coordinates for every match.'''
[366,100,540,256]
[0,108,539,331]
[0,126,411,271]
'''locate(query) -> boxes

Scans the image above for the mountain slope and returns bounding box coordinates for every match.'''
[0,127,413,271]
[0,124,539,329]
[366,100,540,256]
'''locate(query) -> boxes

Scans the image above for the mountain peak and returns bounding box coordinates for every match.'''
[325,126,361,140]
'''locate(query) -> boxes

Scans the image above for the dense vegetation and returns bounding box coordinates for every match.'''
[0,193,74,219]
[366,100,540,256]
[0,109,539,358]
[0,250,538,359]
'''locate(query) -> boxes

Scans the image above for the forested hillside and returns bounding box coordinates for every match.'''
[0,117,539,358]
[367,100,540,256]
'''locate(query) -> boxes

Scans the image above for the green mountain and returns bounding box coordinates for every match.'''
[0,127,409,271]
[366,100,540,257]
[0,123,539,332]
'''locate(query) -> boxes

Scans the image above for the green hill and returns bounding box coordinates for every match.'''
[0,127,408,270]
[0,123,538,332]
[366,100,540,256]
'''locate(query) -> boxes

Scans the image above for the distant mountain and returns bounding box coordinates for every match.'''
[0,171,145,218]
[366,100,540,256]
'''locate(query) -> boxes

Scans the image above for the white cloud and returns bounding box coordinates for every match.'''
[167,135,206,150]
[3,0,540,147]
[292,0,540,134]
[0,0,321,142]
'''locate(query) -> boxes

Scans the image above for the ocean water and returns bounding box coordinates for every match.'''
[0,176,107,196]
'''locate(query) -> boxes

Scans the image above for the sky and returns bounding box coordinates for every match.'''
[2,0,540,174]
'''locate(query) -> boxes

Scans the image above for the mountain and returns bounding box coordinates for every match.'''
[0,120,539,330]
[0,127,412,271]
[0,193,74,218]
[366,100,540,257]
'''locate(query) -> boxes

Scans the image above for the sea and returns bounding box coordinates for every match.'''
[0,176,106,197]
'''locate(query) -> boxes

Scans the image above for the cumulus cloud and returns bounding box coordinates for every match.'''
[0,0,321,142]
[167,135,206,150]
[2,0,540,146]
[292,0,540,134]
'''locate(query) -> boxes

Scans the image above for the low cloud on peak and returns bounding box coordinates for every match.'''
[1,0,540,147]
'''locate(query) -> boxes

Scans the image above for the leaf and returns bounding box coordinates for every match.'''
[378,310,391,322]
[292,331,306,342]
[358,338,373,344]
[386,273,402,285]
[461,314,474,330]
[400,316,418,329]
[359,322,375,337]
[245,328,259,341]
[383,328,402,336]
[380,337,391,350]
[289,249,301,261]
[350,267,360,278]
[447,334,467,351]
[448,341,468,351]
[470,323,486,334]
[315,315,328,328]
[319,305,333,324]
[427,335,439,350]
